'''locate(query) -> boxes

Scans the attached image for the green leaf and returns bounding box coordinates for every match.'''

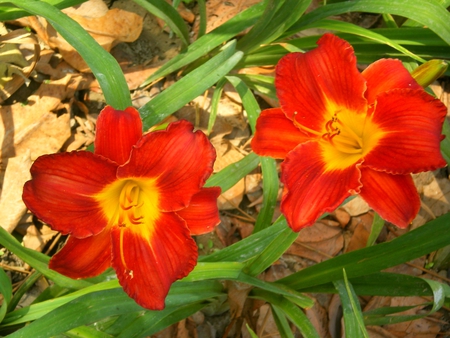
[5,281,223,337]
[116,302,205,338]
[246,324,259,338]
[132,0,190,46]
[252,289,320,338]
[237,0,312,53]
[271,306,295,338]
[207,78,226,134]
[65,326,114,338]
[205,152,260,193]
[334,270,369,338]
[196,0,207,38]
[297,19,426,62]
[139,40,243,129]
[0,268,12,322]
[238,273,313,308]
[244,217,298,276]
[366,212,384,247]
[11,0,131,109]
[8,271,42,312]
[286,0,450,46]
[253,157,279,233]
[140,1,266,86]
[299,272,448,298]
[0,226,92,290]
[225,76,261,132]
[441,119,450,165]
[200,217,290,263]
[363,278,447,327]
[235,74,276,99]
[181,262,244,281]
[280,213,450,290]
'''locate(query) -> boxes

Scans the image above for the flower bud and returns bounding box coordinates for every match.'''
[411,59,448,87]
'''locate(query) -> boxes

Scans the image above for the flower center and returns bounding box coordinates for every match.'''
[95,178,160,229]
[293,108,385,171]
[118,181,144,227]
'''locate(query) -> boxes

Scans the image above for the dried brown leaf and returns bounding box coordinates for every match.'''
[0,152,31,232]
[0,76,73,162]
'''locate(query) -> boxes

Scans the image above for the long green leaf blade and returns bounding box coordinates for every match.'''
[141,1,266,86]
[281,213,450,290]
[140,41,243,128]
[286,0,450,46]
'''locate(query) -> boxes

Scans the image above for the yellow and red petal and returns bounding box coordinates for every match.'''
[364,89,447,174]
[49,228,111,279]
[118,120,216,212]
[359,168,420,228]
[275,33,367,133]
[23,152,118,238]
[251,108,311,159]
[177,187,221,235]
[94,106,143,165]
[111,212,198,310]
[362,59,422,105]
[280,142,362,232]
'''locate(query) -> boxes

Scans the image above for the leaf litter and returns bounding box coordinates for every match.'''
[1,0,450,337]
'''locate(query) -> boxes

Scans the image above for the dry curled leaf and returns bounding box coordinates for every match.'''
[0,152,31,233]
[14,0,143,72]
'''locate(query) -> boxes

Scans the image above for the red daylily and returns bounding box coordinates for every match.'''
[23,106,221,310]
[251,33,447,231]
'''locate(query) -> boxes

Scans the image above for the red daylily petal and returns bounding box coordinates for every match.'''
[362,59,422,105]
[118,120,216,212]
[23,152,117,238]
[94,106,143,165]
[111,212,197,310]
[251,108,311,159]
[177,187,221,235]
[281,142,362,232]
[364,89,447,174]
[49,228,111,279]
[359,168,420,228]
[276,33,367,133]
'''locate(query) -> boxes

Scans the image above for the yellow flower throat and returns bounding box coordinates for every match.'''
[293,107,384,171]
[95,178,160,229]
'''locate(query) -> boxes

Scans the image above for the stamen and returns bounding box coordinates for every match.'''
[117,181,144,227]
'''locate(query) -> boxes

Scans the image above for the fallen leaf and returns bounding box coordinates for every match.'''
[192,0,262,37]
[0,75,74,162]
[287,221,344,262]
[14,0,143,72]
[23,224,58,252]
[342,195,370,216]
[0,151,31,232]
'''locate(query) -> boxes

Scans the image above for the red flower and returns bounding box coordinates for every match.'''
[251,34,447,231]
[23,106,221,310]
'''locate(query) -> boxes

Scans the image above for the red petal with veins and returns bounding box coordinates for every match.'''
[118,120,216,212]
[359,168,420,228]
[362,59,422,105]
[251,108,311,159]
[23,152,117,238]
[49,228,111,279]
[177,187,221,235]
[364,89,447,174]
[276,33,367,133]
[95,106,143,165]
[281,142,362,232]
[111,212,197,310]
